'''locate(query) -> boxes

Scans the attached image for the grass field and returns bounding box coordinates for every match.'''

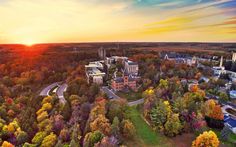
[117,91,142,102]
[126,106,172,147]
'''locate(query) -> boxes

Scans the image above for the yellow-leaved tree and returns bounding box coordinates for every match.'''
[192,131,219,147]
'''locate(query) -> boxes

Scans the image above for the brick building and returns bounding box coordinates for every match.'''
[111,74,137,91]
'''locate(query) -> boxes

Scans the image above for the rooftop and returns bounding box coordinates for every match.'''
[126,60,138,65]
[87,67,105,76]
[225,115,236,128]
[85,61,103,68]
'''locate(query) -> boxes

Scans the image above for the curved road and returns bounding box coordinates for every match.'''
[56,83,68,104]
[41,84,143,106]
[39,82,60,96]
[40,82,67,104]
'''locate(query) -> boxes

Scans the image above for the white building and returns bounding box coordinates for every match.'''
[124,60,138,75]
[85,61,106,85]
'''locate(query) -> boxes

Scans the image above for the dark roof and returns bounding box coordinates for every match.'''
[128,76,136,81]
[114,77,124,83]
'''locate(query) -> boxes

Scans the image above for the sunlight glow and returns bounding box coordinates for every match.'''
[21,40,36,46]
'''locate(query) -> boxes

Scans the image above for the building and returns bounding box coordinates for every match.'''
[222,105,236,134]
[111,74,137,91]
[229,90,236,99]
[85,61,106,85]
[124,60,139,75]
[98,47,106,60]
[105,56,128,69]
[213,66,226,77]
[232,52,236,61]
[162,52,197,66]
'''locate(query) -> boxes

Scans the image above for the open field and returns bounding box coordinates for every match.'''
[126,106,172,147]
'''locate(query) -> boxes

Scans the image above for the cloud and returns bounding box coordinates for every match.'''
[0,0,235,43]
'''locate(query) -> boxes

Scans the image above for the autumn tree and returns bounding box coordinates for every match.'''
[95,136,118,147]
[31,131,47,145]
[36,111,48,122]
[90,114,111,136]
[41,132,57,147]
[143,88,156,118]
[192,131,219,147]
[107,99,128,122]
[59,128,70,142]
[121,119,136,139]
[204,100,223,120]
[2,141,14,147]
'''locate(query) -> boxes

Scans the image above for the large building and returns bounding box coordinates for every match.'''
[105,56,128,69]
[85,61,106,85]
[111,74,137,91]
[124,60,139,75]
[232,52,236,61]
[162,52,197,66]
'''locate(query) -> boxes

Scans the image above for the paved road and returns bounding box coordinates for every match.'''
[128,98,144,106]
[39,82,60,96]
[101,86,120,99]
[56,83,68,104]
[101,86,144,106]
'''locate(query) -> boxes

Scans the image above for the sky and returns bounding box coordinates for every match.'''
[0,0,236,44]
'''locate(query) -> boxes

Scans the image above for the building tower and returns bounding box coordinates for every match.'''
[232,52,236,62]
[220,56,223,67]
[98,47,106,60]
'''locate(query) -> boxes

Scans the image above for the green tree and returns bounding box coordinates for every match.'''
[107,99,127,121]
[62,102,71,121]
[22,142,37,147]
[55,140,63,147]
[83,131,104,147]
[150,100,171,130]
[164,113,183,137]
[111,116,120,137]
[70,139,79,147]
[219,92,229,102]
[17,131,29,145]
[173,97,185,113]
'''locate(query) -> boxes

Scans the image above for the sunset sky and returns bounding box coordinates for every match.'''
[0,0,236,44]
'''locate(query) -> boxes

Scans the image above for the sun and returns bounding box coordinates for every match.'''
[21,39,36,46]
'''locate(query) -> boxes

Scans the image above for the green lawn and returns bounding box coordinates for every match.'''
[126,106,171,147]
[117,91,142,102]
